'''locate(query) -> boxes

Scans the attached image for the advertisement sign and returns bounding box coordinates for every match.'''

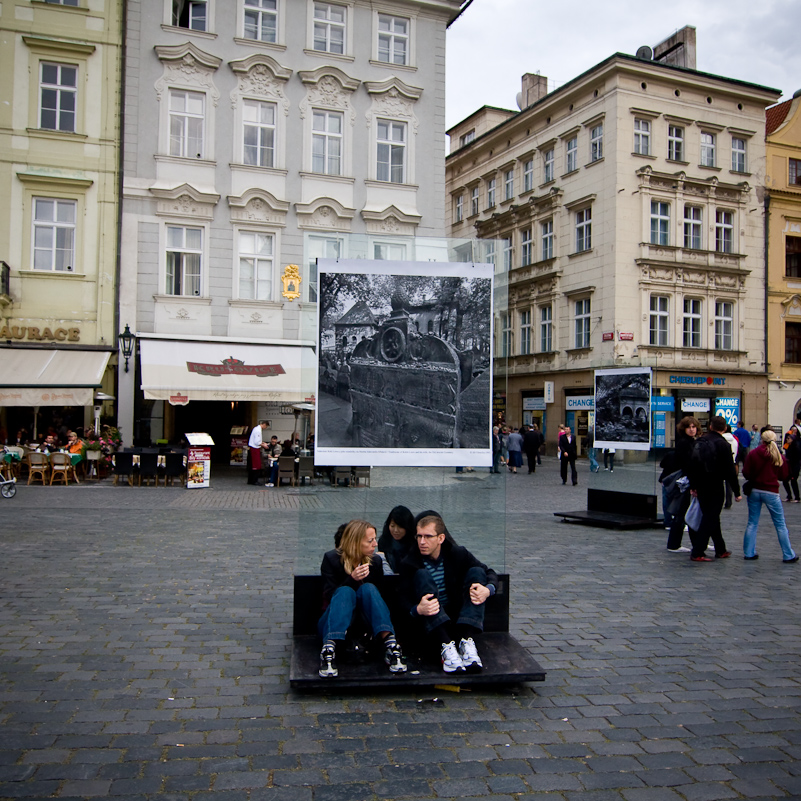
[523,397,546,411]
[651,396,675,411]
[714,397,740,427]
[230,437,247,466]
[653,412,666,448]
[681,398,710,412]
[187,447,211,488]
[544,381,555,404]
[593,367,652,451]
[566,395,594,410]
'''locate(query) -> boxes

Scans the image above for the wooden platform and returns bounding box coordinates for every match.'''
[290,574,546,690]
[554,488,662,530]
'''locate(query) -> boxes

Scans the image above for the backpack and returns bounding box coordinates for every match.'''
[691,436,716,474]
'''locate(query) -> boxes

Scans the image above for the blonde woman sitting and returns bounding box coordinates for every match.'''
[742,429,799,562]
[318,519,407,678]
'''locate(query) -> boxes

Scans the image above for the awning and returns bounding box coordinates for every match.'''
[139,339,316,403]
[0,349,112,406]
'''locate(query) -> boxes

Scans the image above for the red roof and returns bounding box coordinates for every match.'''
[767,99,792,135]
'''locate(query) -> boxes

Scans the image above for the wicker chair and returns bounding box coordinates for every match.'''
[49,452,75,485]
[26,452,49,485]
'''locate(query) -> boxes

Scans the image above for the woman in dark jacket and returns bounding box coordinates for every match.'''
[666,417,701,552]
[377,505,416,574]
[742,429,798,561]
[781,426,801,502]
[317,519,406,678]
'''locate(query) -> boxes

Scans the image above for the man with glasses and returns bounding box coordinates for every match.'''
[399,515,498,674]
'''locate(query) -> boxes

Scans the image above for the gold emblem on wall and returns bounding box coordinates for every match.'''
[281,264,302,301]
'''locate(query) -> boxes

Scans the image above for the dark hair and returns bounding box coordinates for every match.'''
[381,505,415,543]
[333,523,347,548]
[416,515,445,535]
[677,416,701,435]
[709,415,727,433]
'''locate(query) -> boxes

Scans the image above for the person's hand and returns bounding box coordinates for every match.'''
[734,496,742,503]
[469,583,490,605]
[417,593,439,616]
[351,562,370,581]
[690,489,698,497]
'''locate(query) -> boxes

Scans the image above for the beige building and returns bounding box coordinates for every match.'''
[446,37,780,449]
[765,91,801,430]
[0,0,122,439]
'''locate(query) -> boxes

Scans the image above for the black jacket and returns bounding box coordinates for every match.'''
[558,433,577,459]
[523,430,543,454]
[688,431,740,496]
[320,549,384,610]
[398,538,498,616]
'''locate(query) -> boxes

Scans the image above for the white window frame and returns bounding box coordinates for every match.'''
[171,0,208,31]
[519,309,531,355]
[575,207,592,252]
[165,224,204,297]
[566,137,577,173]
[242,98,276,168]
[540,305,553,352]
[460,129,475,147]
[373,240,408,261]
[454,194,463,223]
[499,312,512,358]
[590,124,603,162]
[684,206,702,250]
[502,237,513,273]
[32,197,76,272]
[312,108,343,176]
[307,234,345,303]
[504,169,514,200]
[714,300,734,350]
[668,125,684,161]
[376,118,406,183]
[168,88,205,159]
[523,159,534,192]
[521,228,532,266]
[574,298,591,349]
[543,148,554,182]
[236,229,274,301]
[312,1,347,55]
[700,132,716,168]
[39,62,77,133]
[732,137,747,172]
[715,209,734,253]
[649,295,669,346]
[541,219,554,261]
[486,177,496,209]
[634,118,650,156]
[470,186,479,217]
[376,13,410,66]
[650,200,670,246]
[243,0,278,43]
[682,297,702,348]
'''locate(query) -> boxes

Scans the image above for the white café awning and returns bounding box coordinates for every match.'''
[138,339,316,404]
[0,349,112,406]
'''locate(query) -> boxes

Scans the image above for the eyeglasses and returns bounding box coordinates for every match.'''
[415,533,440,541]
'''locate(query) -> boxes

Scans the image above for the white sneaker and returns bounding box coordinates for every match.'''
[667,546,691,553]
[458,637,483,672]
[440,641,465,673]
[267,482,274,487]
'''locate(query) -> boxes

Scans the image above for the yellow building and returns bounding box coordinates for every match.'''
[766,92,801,429]
[0,0,122,440]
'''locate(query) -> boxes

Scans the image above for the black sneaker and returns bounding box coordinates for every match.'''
[318,644,337,678]
[384,641,407,674]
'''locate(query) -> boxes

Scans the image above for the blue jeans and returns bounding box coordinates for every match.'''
[661,483,674,530]
[412,565,487,633]
[317,584,394,642]
[743,489,797,561]
[588,448,599,472]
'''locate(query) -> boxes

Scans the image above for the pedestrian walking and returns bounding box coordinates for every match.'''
[523,425,543,474]
[781,426,801,502]
[506,427,523,474]
[558,426,578,486]
[742,429,799,563]
[603,447,615,472]
[666,416,700,553]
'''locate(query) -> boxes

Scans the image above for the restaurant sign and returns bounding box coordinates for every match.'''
[186,357,286,378]
[0,325,80,342]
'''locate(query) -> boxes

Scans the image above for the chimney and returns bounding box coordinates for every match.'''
[520,73,548,108]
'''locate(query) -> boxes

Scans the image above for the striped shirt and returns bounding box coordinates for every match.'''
[423,557,448,605]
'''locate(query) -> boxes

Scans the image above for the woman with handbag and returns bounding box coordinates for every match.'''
[666,416,701,553]
[742,430,799,562]
[781,426,801,502]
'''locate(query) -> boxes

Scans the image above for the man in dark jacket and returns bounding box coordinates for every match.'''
[399,515,498,674]
[558,426,578,485]
[523,424,543,474]
[688,415,741,561]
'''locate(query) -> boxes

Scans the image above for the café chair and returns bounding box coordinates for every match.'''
[112,451,135,486]
[49,452,76,485]
[138,452,159,487]
[26,452,49,485]
[162,452,186,487]
[277,456,295,487]
[352,466,371,487]
[331,465,351,487]
[296,456,314,486]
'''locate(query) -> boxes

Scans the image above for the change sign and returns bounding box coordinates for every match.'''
[715,397,740,428]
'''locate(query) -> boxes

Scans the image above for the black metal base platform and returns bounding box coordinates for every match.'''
[553,509,662,529]
[290,632,546,690]
[554,488,662,530]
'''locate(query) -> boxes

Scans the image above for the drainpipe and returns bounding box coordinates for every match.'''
[764,193,770,422]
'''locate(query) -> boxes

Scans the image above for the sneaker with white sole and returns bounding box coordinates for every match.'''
[440,641,465,673]
[384,641,407,674]
[318,644,337,678]
[458,637,483,672]
[667,546,691,553]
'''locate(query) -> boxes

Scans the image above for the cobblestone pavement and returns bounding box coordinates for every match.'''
[2,461,801,800]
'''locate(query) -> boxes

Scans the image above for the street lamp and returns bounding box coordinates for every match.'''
[118,325,135,373]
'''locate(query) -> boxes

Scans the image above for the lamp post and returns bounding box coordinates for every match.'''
[118,325,135,373]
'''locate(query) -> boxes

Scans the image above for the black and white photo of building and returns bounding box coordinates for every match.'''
[594,367,652,451]
[315,259,493,466]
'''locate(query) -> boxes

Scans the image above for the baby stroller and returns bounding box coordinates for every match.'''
[0,475,17,498]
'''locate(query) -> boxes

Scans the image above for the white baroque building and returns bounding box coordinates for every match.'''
[119,0,462,449]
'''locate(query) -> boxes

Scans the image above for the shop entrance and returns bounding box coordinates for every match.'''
[172,401,246,464]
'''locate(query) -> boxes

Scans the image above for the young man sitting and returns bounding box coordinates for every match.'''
[399,515,498,673]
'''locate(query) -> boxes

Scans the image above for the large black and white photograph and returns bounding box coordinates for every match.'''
[315,259,494,467]
[594,367,652,451]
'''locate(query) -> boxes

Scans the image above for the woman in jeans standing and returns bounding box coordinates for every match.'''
[742,429,799,562]
[666,416,701,553]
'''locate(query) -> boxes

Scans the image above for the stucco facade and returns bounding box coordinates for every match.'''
[119,0,461,448]
[765,93,801,430]
[446,52,780,449]
[0,0,122,433]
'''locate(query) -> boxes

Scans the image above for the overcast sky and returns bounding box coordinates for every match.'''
[445,0,801,130]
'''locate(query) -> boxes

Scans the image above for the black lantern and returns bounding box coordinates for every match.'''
[118,324,135,373]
